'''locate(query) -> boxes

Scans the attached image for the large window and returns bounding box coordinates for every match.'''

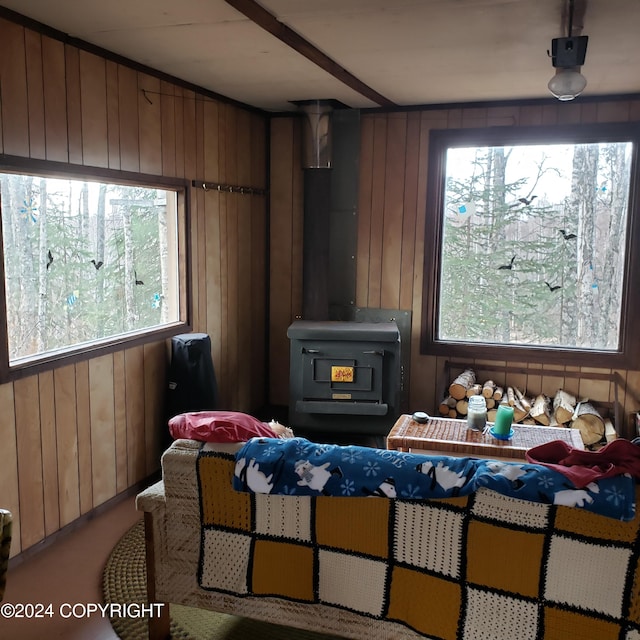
[421,123,640,366]
[0,159,190,380]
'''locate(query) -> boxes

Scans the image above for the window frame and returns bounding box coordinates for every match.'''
[420,122,640,368]
[0,154,192,382]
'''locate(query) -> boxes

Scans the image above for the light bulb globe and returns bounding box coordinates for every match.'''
[548,69,587,101]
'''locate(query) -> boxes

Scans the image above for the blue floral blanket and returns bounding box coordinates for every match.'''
[233,437,636,520]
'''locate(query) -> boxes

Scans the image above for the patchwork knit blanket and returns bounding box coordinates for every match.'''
[232,437,636,520]
[197,449,640,640]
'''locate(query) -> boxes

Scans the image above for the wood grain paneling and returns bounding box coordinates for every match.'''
[269,117,300,406]
[106,60,121,170]
[160,81,177,178]
[89,355,116,507]
[399,111,420,312]
[38,371,59,536]
[14,376,44,549]
[74,360,92,515]
[25,29,46,160]
[236,195,251,409]
[250,113,268,410]
[356,115,375,307]
[367,116,388,309]
[183,90,197,178]
[0,17,268,556]
[380,113,406,310]
[204,189,223,398]
[118,65,140,173]
[64,45,83,165]
[143,342,166,476]
[250,194,267,409]
[79,51,109,168]
[124,345,146,486]
[174,87,185,179]
[42,36,68,163]
[113,351,128,494]
[137,74,162,176]
[225,193,239,406]
[0,19,29,157]
[0,382,19,553]
[53,365,79,528]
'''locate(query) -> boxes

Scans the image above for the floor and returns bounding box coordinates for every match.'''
[0,494,142,640]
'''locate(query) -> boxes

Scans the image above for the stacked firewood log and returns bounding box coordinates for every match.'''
[439,368,617,448]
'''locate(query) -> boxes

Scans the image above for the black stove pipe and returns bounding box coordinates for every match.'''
[297,100,334,321]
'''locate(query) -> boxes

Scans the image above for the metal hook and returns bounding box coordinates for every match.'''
[202,183,208,191]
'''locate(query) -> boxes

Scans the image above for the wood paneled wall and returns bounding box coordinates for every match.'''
[269,118,303,406]
[269,101,640,435]
[0,17,268,556]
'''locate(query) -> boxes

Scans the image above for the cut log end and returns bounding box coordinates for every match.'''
[530,394,551,426]
[439,395,457,415]
[572,402,605,446]
[449,369,477,400]
[466,384,482,399]
[553,389,576,425]
[456,399,469,416]
[482,380,495,398]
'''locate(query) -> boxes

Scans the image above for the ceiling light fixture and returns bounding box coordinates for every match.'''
[547,0,589,101]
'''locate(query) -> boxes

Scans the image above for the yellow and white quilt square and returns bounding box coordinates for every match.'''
[472,488,550,529]
[388,566,461,640]
[200,529,251,593]
[544,605,621,640]
[466,520,544,597]
[316,497,389,558]
[462,587,539,640]
[199,457,251,530]
[254,494,312,541]
[318,549,387,616]
[251,540,315,601]
[394,502,463,578]
[545,534,632,617]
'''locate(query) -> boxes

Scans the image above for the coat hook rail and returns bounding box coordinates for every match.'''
[192,180,267,196]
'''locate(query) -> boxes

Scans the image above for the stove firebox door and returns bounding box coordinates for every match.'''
[298,350,386,415]
[287,320,401,435]
[302,350,388,415]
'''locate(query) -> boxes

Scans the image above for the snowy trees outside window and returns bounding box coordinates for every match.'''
[0,170,185,370]
[423,123,640,366]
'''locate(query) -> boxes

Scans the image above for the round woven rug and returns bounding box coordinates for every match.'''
[102,520,343,640]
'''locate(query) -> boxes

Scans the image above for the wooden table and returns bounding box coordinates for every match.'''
[386,414,584,461]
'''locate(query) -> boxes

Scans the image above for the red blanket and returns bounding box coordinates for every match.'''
[526,438,640,487]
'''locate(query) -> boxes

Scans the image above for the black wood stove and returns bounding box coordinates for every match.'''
[287,320,402,436]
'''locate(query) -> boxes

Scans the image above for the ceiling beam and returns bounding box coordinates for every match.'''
[224,0,397,108]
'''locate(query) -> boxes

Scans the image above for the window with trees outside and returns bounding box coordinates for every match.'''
[421,123,640,367]
[0,161,189,381]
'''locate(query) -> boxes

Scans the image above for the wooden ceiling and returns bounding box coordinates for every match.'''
[1,0,639,112]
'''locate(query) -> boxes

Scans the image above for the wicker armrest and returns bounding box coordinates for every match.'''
[0,509,13,602]
[136,481,166,513]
